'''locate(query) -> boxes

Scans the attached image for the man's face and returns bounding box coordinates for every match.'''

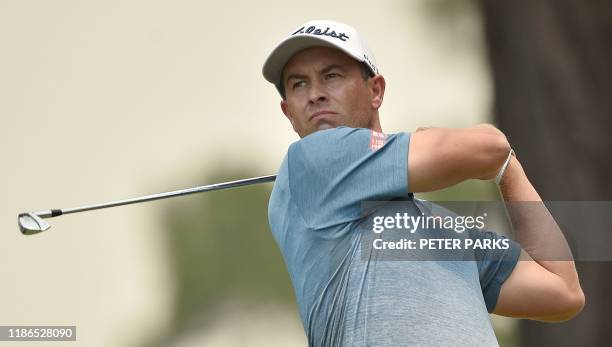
[280,46,383,138]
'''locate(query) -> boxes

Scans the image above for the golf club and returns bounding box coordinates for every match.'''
[18,174,276,235]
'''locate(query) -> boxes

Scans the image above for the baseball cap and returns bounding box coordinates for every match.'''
[262,19,379,96]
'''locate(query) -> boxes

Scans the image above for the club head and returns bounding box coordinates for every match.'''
[18,213,51,235]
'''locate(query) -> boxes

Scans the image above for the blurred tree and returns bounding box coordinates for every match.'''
[480,1,612,346]
[144,168,297,346]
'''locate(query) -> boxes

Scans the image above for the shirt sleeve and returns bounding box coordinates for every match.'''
[468,228,522,312]
[287,127,410,230]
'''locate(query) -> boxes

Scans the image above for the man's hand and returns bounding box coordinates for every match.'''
[408,124,510,192]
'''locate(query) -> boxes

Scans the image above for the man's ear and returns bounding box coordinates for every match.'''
[369,75,386,109]
[280,100,298,133]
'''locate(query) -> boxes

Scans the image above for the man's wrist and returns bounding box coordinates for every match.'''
[494,149,515,185]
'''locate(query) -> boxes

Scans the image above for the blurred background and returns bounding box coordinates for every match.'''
[2,0,610,346]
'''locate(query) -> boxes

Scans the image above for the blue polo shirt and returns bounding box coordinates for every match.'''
[268,127,521,346]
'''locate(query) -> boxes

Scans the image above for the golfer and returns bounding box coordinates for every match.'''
[263,20,584,346]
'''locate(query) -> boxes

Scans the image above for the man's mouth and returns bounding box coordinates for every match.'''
[309,110,338,121]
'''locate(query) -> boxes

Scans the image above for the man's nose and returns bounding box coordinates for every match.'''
[308,80,328,103]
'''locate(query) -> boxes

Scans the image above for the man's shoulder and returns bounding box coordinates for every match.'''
[290,126,365,148]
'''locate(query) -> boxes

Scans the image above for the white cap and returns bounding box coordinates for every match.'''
[262,20,379,96]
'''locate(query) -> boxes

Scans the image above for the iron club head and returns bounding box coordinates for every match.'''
[18,213,51,235]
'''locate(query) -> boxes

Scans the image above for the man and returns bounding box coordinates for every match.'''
[262,20,584,346]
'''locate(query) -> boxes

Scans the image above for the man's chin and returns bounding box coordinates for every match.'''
[316,122,337,131]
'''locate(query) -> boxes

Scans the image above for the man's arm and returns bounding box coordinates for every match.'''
[408,125,585,321]
[408,124,511,192]
[492,157,585,321]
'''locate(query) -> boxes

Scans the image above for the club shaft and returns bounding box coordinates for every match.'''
[33,174,276,219]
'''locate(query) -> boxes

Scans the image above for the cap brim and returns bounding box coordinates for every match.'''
[262,35,364,90]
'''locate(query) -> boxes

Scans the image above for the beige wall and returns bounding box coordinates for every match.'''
[0,1,490,346]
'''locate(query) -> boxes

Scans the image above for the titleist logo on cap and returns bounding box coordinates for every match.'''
[291,26,350,41]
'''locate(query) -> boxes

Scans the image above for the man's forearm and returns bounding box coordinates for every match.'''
[499,157,582,294]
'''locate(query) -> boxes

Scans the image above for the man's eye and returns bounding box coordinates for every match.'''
[292,81,306,89]
[326,73,339,79]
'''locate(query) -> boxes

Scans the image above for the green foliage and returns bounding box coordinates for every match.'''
[161,169,296,332]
